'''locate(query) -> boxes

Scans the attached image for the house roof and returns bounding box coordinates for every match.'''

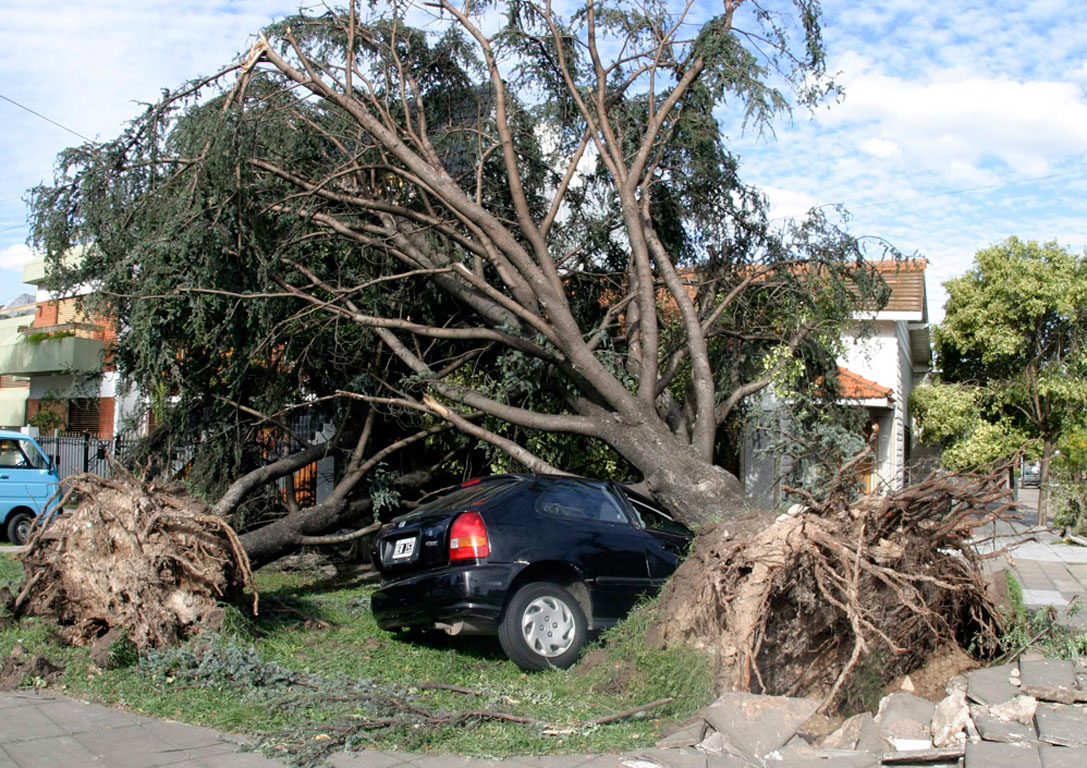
[872,259,927,316]
[837,366,893,401]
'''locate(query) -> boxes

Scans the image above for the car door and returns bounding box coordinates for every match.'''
[0,437,56,514]
[618,487,694,583]
[526,478,653,624]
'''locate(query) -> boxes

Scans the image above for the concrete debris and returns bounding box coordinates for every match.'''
[651,658,1087,767]
[930,689,970,748]
[698,693,819,760]
[987,694,1037,724]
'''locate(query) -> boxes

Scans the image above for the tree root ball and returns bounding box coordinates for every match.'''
[14,470,257,649]
[649,468,1012,712]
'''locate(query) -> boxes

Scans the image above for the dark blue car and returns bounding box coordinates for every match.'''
[371,474,693,670]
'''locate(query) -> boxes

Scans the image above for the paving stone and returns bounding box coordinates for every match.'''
[1038,744,1087,768]
[987,694,1038,725]
[2,735,98,768]
[1034,703,1087,747]
[0,704,67,742]
[329,750,408,767]
[202,751,293,767]
[874,692,934,744]
[768,745,879,767]
[965,740,1042,768]
[973,711,1037,743]
[75,724,178,768]
[405,755,481,768]
[1020,659,1078,690]
[36,697,142,732]
[966,664,1021,707]
[138,718,237,750]
[699,693,819,760]
[623,747,708,768]
[0,747,17,768]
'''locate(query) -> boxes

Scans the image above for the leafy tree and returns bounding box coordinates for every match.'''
[30,0,890,528]
[913,238,1087,523]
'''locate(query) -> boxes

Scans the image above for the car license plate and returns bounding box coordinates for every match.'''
[391,537,416,560]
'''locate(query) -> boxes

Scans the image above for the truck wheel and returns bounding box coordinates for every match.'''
[6,512,34,546]
[498,582,586,671]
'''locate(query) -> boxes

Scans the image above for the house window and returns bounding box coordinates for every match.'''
[68,398,101,434]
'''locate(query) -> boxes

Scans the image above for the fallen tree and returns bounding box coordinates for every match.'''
[648,461,1012,712]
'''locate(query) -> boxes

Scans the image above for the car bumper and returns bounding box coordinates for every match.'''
[371,562,521,634]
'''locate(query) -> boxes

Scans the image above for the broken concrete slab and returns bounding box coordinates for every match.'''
[966,663,1021,707]
[973,711,1037,743]
[657,720,706,750]
[625,747,711,768]
[1034,703,1087,747]
[988,694,1038,725]
[875,692,934,745]
[931,688,970,747]
[965,740,1042,768]
[767,747,879,767]
[699,693,819,760]
[1020,659,1078,690]
[817,713,890,753]
[1038,744,1087,768]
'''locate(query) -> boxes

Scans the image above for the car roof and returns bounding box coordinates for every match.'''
[0,430,36,440]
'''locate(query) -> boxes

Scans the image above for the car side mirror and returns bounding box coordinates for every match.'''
[52,454,60,471]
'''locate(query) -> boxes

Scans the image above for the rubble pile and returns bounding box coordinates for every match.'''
[633,656,1087,767]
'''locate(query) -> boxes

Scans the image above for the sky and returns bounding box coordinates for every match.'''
[1,0,1085,324]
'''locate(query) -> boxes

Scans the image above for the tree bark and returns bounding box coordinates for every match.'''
[239,497,374,570]
[599,416,746,523]
[1038,436,1054,527]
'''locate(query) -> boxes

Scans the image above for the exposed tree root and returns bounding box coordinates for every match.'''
[650,464,1012,712]
[15,468,257,649]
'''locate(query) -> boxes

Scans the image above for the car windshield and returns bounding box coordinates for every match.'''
[402,478,519,519]
[0,438,48,470]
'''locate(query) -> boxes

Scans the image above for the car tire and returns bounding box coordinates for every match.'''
[6,511,34,546]
[499,582,587,671]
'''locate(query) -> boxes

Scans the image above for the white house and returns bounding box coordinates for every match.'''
[742,259,931,507]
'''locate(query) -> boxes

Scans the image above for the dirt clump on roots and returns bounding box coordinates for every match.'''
[649,462,1012,713]
[14,468,257,650]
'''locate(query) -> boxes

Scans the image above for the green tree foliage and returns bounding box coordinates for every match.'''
[29,0,891,525]
[913,237,1087,522]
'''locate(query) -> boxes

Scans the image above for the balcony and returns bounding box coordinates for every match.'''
[21,259,47,286]
[0,335,104,375]
[0,389,27,427]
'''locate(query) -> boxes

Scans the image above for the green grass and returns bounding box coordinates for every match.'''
[996,571,1087,661]
[0,559,714,764]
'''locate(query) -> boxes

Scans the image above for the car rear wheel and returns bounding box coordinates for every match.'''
[499,582,586,671]
[6,511,34,546]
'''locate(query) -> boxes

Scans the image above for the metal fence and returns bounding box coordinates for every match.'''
[36,432,141,481]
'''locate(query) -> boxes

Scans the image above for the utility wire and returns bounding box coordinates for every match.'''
[0,92,93,143]
[0,224,27,233]
[844,168,1087,211]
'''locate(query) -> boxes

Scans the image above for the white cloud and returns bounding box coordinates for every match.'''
[859,138,901,159]
[0,244,34,270]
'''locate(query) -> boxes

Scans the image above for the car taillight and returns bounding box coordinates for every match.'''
[449,511,490,561]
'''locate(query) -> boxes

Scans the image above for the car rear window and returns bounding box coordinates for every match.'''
[620,488,691,535]
[404,478,519,518]
[534,479,631,525]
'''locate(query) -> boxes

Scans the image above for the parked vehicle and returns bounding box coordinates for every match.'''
[1021,461,1041,488]
[0,431,62,545]
[370,474,693,670]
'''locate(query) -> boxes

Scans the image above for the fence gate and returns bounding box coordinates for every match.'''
[36,432,138,481]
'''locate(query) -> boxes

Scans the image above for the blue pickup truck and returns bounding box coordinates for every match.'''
[0,430,61,545]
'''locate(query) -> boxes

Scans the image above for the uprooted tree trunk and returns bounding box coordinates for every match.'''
[15,471,256,649]
[649,462,1012,712]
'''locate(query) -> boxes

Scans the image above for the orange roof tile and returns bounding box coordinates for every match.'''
[837,366,893,401]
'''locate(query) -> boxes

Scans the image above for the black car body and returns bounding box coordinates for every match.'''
[370,474,693,670]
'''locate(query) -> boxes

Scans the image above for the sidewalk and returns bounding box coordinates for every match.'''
[975,486,1087,630]
[0,689,644,768]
